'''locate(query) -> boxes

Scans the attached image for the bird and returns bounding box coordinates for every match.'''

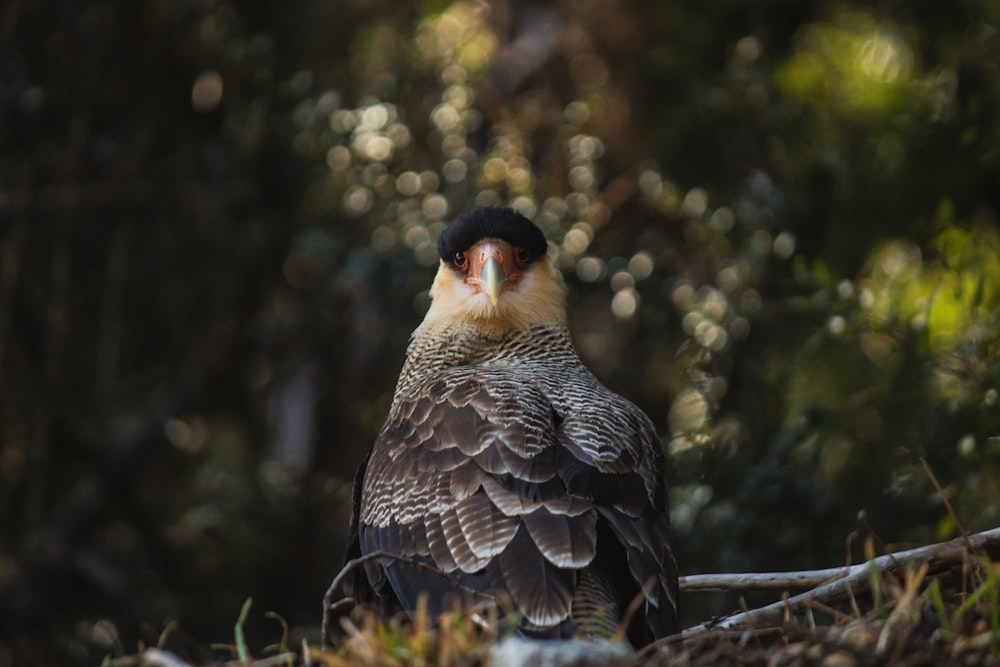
[342,206,679,647]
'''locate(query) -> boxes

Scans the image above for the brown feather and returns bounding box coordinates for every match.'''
[498,526,576,627]
[454,491,520,560]
[522,507,598,568]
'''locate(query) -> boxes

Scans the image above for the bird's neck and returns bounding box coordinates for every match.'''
[392,321,577,402]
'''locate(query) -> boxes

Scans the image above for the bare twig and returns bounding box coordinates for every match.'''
[683,525,1000,637]
[615,575,657,642]
[680,567,852,592]
[321,550,485,647]
[803,598,856,624]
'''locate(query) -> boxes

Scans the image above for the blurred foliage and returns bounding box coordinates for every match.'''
[1,0,1000,664]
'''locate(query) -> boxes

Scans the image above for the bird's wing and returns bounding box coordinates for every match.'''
[354,364,677,639]
[555,384,679,642]
[357,365,593,632]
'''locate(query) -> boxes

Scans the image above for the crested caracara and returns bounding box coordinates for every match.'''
[343,207,679,646]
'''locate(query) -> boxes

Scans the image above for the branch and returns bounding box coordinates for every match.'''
[683,525,1000,637]
[321,550,487,646]
[680,567,852,592]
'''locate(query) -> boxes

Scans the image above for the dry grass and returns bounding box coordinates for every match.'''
[651,555,1000,667]
[99,554,1000,666]
[307,596,505,667]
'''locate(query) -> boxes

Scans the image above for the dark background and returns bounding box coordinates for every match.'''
[2,0,999,664]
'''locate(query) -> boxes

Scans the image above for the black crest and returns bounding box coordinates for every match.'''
[438,207,548,267]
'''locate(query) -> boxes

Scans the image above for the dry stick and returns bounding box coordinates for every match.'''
[321,550,487,647]
[803,597,856,624]
[678,522,1000,593]
[615,575,658,643]
[682,525,1000,637]
[680,567,856,592]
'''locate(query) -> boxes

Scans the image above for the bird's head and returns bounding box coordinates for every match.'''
[421,207,567,332]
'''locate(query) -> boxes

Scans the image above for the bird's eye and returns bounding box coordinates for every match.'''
[515,246,529,264]
[453,252,468,269]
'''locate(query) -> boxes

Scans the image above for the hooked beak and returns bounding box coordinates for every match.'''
[462,239,522,306]
[480,255,507,306]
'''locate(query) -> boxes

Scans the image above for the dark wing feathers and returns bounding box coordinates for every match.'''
[498,525,577,628]
[522,507,597,568]
[481,475,545,515]
[351,364,678,643]
[454,490,520,560]
[425,512,459,571]
[597,507,679,632]
[447,460,485,500]
[440,504,491,572]
[556,447,650,515]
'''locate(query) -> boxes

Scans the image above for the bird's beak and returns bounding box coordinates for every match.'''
[480,255,507,306]
[464,239,520,306]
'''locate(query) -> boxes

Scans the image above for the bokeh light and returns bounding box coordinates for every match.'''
[191,70,223,112]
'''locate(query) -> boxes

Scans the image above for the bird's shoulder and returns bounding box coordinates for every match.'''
[382,363,557,455]
[365,357,665,514]
[381,356,660,464]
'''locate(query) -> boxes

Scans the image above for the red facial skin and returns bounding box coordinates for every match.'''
[454,239,527,298]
